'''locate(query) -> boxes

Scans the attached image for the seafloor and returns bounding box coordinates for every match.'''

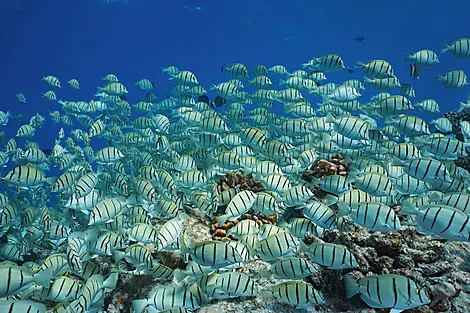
[98,110,470,313]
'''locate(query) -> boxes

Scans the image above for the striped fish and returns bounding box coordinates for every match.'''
[67,274,114,313]
[204,271,257,298]
[100,82,128,96]
[435,192,470,214]
[262,257,316,279]
[393,115,430,137]
[88,198,126,225]
[405,49,439,65]
[226,219,259,238]
[170,70,199,86]
[355,59,394,78]
[390,143,421,160]
[393,173,431,196]
[442,38,470,57]
[128,223,157,244]
[41,254,69,277]
[255,232,299,261]
[0,265,52,297]
[222,63,249,78]
[302,201,337,229]
[216,190,257,225]
[285,218,325,238]
[345,274,430,311]
[95,147,124,164]
[240,126,267,150]
[262,281,325,309]
[300,242,358,269]
[338,201,401,233]
[326,114,370,140]
[313,175,352,195]
[42,75,61,87]
[88,119,105,138]
[183,240,244,268]
[156,215,186,251]
[37,276,81,302]
[212,82,239,99]
[136,262,174,280]
[132,285,201,313]
[3,165,53,189]
[74,172,99,198]
[120,244,154,269]
[402,202,470,241]
[437,69,468,89]
[422,136,466,160]
[263,174,291,194]
[64,189,100,212]
[402,157,452,183]
[0,300,46,313]
[351,172,395,197]
[135,178,158,202]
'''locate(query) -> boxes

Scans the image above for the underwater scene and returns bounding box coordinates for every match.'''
[2,0,470,312]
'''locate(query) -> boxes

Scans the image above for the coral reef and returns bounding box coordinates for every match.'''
[217,171,264,193]
[301,154,350,182]
[212,171,275,240]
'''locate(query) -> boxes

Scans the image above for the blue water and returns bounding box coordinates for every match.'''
[1,0,470,154]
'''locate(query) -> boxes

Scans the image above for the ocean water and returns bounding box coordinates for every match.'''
[1,1,470,312]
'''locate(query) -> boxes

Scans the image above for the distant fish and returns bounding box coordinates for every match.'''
[353,36,364,41]
[410,64,420,79]
[347,67,354,74]
[197,95,227,108]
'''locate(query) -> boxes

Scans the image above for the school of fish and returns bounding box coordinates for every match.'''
[1,37,470,313]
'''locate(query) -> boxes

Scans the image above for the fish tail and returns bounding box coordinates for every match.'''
[355,60,365,68]
[344,275,360,298]
[459,101,470,113]
[132,299,149,313]
[404,54,413,60]
[34,267,53,288]
[363,76,373,84]
[400,200,419,215]
[441,44,450,53]
[337,202,351,217]
[216,214,228,226]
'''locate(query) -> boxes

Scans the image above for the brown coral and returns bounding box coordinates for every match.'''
[211,211,277,241]
[217,171,264,193]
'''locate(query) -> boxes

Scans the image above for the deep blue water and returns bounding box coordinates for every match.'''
[0,0,470,174]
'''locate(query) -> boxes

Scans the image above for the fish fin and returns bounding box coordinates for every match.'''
[34,267,53,288]
[261,290,274,299]
[459,102,470,113]
[216,214,228,226]
[173,269,187,283]
[355,60,365,68]
[321,133,331,144]
[344,274,360,298]
[325,112,335,123]
[441,44,450,54]
[337,202,351,217]
[400,200,419,215]
[103,272,118,290]
[298,240,310,254]
[389,309,404,313]
[363,76,373,84]
[327,194,338,206]
[131,299,149,313]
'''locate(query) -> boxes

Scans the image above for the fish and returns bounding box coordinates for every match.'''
[262,281,325,309]
[3,33,470,313]
[345,274,430,312]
